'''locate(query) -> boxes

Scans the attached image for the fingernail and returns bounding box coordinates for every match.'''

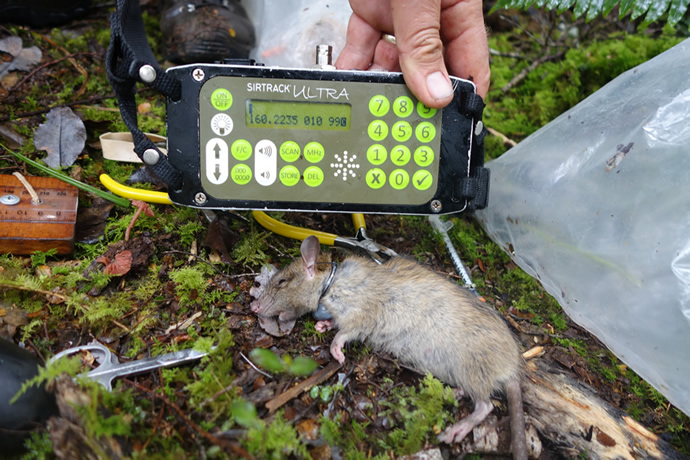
[427,72,453,101]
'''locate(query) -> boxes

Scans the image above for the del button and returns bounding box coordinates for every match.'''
[303,166,324,187]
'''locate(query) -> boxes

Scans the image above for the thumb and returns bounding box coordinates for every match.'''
[391,0,453,108]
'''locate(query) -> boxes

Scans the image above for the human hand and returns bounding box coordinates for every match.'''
[334,0,490,108]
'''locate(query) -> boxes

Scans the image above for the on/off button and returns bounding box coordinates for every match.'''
[254,139,277,186]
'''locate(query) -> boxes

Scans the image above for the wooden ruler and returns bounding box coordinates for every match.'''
[0,175,78,255]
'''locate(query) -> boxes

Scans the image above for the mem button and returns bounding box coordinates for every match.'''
[231,164,252,185]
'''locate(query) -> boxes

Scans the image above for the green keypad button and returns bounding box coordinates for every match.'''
[368,120,388,141]
[210,88,233,111]
[415,121,436,143]
[231,163,252,185]
[365,168,386,189]
[390,169,410,190]
[303,142,325,163]
[412,169,433,191]
[280,141,301,163]
[414,145,434,167]
[416,101,437,119]
[391,145,411,166]
[279,165,300,186]
[366,144,387,165]
[231,139,252,161]
[391,121,412,142]
[393,96,414,118]
[303,166,324,187]
[369,95,390,117]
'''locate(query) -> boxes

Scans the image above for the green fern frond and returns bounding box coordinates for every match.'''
[492,0,689,25]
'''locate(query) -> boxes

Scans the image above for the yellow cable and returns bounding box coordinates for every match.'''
[99,174,173,205]
[252,211,337,246]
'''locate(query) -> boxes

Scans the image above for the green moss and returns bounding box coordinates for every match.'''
[244,411,309,459]
[486,30,685,152]
[169,266,208,308]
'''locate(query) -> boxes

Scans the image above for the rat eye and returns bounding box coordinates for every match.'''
[277,278,289,286]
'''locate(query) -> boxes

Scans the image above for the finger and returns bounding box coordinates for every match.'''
[391,0,453,108]
[440,0,490,98]
[368,39,401,72]
[335,12,385,70]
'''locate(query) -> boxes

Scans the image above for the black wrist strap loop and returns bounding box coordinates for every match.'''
[106,0,183,191]
[455,91,490,210]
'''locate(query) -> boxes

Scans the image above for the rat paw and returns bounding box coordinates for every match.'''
[315,320,334,333]
[438,422,472,444]
[330,343,346,364]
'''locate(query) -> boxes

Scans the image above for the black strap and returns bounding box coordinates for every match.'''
[106,0,183,190]
[455,91,490,210]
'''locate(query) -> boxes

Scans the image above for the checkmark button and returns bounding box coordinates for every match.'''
[412,170,433,191]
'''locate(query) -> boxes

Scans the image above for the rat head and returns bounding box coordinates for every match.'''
[250,236,327,321]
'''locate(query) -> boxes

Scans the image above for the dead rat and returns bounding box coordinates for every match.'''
[250,235,528,459]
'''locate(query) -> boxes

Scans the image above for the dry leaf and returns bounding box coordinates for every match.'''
[34,106,87,168]
[0,36,42,79]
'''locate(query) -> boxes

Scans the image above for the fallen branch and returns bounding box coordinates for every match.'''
[522,360,686,459]
[265,360,341,413]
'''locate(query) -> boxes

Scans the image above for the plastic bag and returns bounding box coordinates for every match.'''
[244,0,352,68]
[476,39,690,415]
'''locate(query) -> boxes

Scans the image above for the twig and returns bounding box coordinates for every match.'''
[0,280,68,302]
[489,48,525,59]
[486,126,518,148]
[501,47,566,93]
[265,360,341,413]
[11,52,98,91]
[127,380,254,459]
[141,405,166,451]
[33,32,89,97]
[240,351,272,379]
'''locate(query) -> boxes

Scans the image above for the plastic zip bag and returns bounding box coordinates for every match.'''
[476,39,690,415]
[244,0,352,68]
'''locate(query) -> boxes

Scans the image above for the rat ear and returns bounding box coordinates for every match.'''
[300,235,321,280]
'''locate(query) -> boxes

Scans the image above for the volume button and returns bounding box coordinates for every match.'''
[254,139,277,186]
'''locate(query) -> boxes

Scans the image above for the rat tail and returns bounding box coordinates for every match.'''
[506,379,528,460]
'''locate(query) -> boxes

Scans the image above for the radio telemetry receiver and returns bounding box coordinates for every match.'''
[107,0,489,215]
